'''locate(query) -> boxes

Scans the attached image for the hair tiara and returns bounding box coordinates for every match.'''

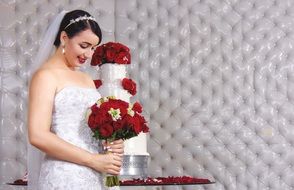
[64,15,96,29]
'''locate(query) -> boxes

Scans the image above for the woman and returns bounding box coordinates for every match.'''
[27,10,124,190]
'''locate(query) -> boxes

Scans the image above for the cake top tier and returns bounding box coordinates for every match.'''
[100,64,127,82]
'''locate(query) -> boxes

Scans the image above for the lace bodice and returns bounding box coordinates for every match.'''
[51,86,101,151]
[38,86,111,190]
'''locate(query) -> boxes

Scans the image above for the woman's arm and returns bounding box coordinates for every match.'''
[28,70,123,175]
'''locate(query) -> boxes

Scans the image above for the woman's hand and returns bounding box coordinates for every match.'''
[87,139,124,175]
[88,153,123,175]
[103,139,124,156]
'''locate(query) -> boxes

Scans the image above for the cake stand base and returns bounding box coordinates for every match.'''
[120,155,149,178]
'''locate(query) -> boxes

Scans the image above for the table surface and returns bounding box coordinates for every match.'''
[120,181,215,186]
[6,182,215,186]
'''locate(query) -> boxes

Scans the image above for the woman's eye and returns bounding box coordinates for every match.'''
[80,44,89,49]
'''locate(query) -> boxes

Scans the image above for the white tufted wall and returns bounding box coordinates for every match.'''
[116,0,294,190]
[0,1,115,189]
[2,0,294,190]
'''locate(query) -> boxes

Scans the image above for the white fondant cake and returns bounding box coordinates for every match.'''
[98,64,148,155]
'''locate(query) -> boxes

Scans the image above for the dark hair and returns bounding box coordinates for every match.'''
[54,10,102,47]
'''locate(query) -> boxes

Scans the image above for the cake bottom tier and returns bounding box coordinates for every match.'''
[120,155,149,178]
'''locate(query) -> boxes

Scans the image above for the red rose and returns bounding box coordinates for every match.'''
[138,114,148,133]
[86,96,149,141]
[105,48,116,62]
[113,119,124,131]
[122,78,137,95]
[114,52,131,64]
[120,114,136,133]
[140,117,149,133]
[94,109,111,126]
[134,114,148,133]
[100,99,129,116]
[91,46,103,66]
[91,42,131,65]
[119,43,130,52]
[99,123,113,138]
[133,102,142,113]
[112,42,120,49]
[91,104,99,113]
[126,114,142,134]
[94,114,104,126]
[93,79,102,89]
[107,42,116,48]
[142,123,149,133]
[88,114,97,129]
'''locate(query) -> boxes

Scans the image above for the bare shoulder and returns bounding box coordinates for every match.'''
[29,68,57,95]
[31,68,56,86]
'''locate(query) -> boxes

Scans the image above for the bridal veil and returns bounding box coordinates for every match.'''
[27,10,67,190]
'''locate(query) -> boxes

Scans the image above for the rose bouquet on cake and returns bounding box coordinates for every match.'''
[91,42,131,66]
[86,96,149,187]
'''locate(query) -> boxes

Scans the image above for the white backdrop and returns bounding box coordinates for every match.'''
[1,0,294,189]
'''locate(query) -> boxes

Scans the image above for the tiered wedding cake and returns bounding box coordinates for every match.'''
[92,42,149,178]
[98,64,149,156]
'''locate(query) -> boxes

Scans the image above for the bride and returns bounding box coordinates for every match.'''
[27,10,124,190]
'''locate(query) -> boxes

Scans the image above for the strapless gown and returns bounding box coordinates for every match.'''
[37,86,113,190]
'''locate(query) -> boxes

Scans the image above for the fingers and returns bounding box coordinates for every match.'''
[106,153,122,166]
[109,147,124,154]
[102,139,123,146]
[104,139,124,147]
[114,153,124,157]
[113,139,123,144]
[90,153,123,174]
[105,146,124,154]
[105,163,120,175]
[105,154,122,175]
[112,154,122,163]
[108,168,121,175]
[104,139,124,154]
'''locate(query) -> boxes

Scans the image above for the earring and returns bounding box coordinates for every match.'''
[61,43,65,54]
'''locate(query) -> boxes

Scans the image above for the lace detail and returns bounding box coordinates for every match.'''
[38,86,115,190]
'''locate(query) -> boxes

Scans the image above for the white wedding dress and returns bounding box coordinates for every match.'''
[37,86,113,190]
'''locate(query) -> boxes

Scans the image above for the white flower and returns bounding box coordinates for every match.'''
[127,106,135,117]
[97,97,110,105]
[108,108,121,121]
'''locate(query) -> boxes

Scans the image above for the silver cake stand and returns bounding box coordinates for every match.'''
[120,155,149,178]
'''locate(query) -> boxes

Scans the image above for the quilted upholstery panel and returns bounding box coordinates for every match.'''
[2,0,294,190]
[0,0,114,189]
[115,0,294,189]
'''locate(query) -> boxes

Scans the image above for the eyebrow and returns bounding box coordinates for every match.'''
[81,42,92,45]
[81,42,99,48]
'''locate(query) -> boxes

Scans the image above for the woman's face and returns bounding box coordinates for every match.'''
[63,29,99,67]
